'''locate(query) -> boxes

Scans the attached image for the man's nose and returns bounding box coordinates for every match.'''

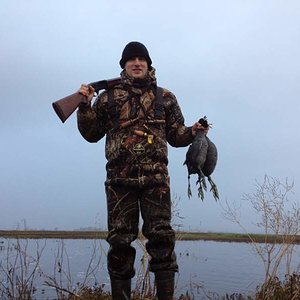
[133,58,141,64]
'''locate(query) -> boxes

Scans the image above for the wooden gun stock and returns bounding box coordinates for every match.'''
[52,77,121,123]
[52,92,86,123]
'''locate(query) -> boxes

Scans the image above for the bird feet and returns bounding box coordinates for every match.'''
[187,175,192,198]
[207,176,219,201]
[196,174,207,201]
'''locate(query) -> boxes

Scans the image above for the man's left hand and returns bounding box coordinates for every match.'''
[192,122,209,137]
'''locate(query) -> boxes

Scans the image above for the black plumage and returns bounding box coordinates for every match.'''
[184,117,219,201]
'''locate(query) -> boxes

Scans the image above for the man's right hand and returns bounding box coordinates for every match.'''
[78,84,95,103]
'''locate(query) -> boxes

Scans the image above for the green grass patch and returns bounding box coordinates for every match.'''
[0,230,299,243]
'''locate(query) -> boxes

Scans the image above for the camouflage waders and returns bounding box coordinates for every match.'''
[106,183,178,280]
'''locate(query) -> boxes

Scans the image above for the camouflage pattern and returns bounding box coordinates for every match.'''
[106,184,178,279]
[77,68,194,279]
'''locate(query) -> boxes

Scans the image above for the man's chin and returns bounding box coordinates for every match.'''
[132,74,146,79]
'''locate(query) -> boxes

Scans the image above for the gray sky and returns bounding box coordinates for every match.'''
[1,0,299,233]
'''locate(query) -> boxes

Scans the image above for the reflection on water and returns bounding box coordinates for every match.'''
[176,241,263,296]
[0,238,299,299]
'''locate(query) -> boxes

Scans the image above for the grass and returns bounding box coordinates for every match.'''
[0,230,299,244]
[39,273,300,299]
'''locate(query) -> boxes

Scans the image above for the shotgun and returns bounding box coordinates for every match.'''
[52,77,121,123]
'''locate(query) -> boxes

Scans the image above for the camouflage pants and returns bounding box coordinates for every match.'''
[105,183,178,280]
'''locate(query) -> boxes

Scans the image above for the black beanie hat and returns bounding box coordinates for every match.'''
[119,41,152,69]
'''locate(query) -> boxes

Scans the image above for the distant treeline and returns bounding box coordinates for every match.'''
[0,230,299,244]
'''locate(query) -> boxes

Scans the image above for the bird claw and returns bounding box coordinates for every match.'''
[197,185,204,201]
[202,177,207,192]
[208,176,219,201]
[196,175,205,201]
[188,185,192,198]
[187,175,192,198]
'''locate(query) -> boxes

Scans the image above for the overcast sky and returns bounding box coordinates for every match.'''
[1,0,299,233]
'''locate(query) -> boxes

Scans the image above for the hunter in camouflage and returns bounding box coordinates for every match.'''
[77,41,206,300]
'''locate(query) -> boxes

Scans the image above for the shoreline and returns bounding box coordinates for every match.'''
[0,230,299,244]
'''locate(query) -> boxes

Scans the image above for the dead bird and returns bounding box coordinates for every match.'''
[184,116,219,201]
[202,136,219,200]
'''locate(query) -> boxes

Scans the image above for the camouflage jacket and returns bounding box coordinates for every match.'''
[77,68,194,187]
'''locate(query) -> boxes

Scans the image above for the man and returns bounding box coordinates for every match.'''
[77,41,205,300]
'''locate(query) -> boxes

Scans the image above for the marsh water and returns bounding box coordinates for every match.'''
[0,238,299,299]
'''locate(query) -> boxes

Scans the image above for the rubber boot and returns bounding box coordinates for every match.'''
[110,278,131,300]
[155,271,175,300]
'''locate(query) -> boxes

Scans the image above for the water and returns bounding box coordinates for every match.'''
[176,241,265,296]
[0,238,299,299]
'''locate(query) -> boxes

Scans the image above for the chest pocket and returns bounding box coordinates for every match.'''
[107,87,165,129]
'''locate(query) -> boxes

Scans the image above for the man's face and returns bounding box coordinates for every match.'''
[125,57,148,79]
